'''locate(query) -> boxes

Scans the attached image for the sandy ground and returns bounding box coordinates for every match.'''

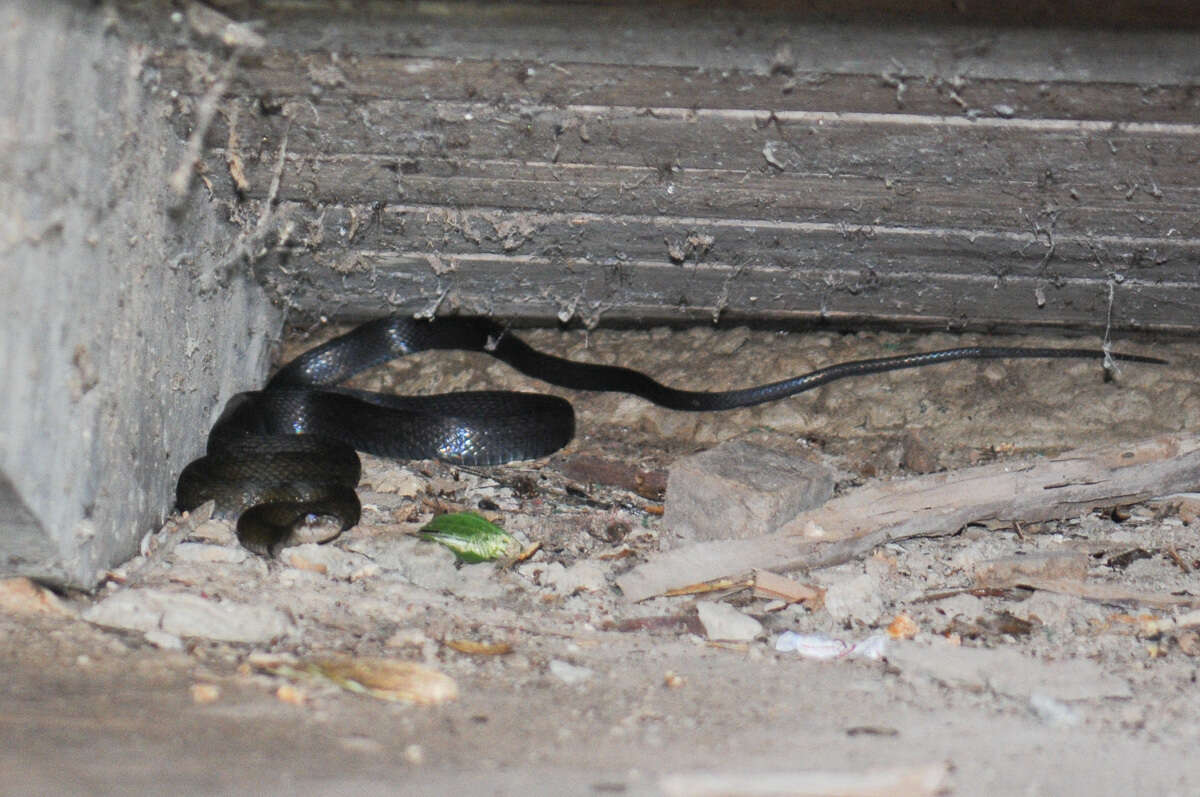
[3,325,1199,796]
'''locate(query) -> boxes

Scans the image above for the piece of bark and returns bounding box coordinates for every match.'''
[987,576,1200,609]
[559,453,667,499]
[973,551,1091,587]
[751,569,825,606]
[617,432,1200,602]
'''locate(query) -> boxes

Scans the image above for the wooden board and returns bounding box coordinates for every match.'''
[156,2,1200,331]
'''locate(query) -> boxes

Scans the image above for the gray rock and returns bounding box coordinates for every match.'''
[664,441,834,544]
[697,601,763,641]
[83,588,294,644]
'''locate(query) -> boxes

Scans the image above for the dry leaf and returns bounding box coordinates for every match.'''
[311,656,459,705]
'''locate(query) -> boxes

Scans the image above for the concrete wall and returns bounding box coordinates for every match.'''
[0,1,279,587]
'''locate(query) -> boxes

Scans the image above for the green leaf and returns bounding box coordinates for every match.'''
[419,512,519,563]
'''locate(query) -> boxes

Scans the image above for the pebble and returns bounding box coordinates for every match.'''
[696,601,763,641]
[187,518,236,545]
[822,572,885,625]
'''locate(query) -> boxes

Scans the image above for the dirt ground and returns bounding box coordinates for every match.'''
[3,325,1199,796]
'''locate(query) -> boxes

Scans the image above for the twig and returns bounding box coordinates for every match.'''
[169,52,240,200]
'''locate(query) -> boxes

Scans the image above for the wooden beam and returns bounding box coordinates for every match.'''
[156,6,1200,331]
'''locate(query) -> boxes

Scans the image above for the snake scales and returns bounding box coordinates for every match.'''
[176,317,1163,554]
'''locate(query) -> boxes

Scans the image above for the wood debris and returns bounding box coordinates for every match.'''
[619,432,1200,601]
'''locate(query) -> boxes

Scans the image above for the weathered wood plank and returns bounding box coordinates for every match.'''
[161,52,1200,124]
[207,102,1199,192]
[175,5,1200,78]
[161,6,1200,331]
[268,249,1196,331]
[209,148,1200,245]
[267,202,1199,284]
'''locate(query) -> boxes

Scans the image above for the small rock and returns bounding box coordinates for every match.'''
[1013,591,1081,629]
[82,588,294,644]
[344,535,503,597]
[187,518,236,545]
[664,441,835,544]
[696,601,763,641]
[549,659,594,685]
[823,572,885,625]
[386,628,438,663]
[887,613,919,640]
[367,468,425,497]
[285,548,329,575]
[349,563,382,582]
[974,551,1090,587]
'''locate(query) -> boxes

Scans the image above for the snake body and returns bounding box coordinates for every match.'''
[176,317,1164,554]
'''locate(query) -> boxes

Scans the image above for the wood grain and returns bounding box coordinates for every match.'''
[157,5,1200,331]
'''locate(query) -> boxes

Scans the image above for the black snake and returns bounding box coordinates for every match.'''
[176,317,1163,554]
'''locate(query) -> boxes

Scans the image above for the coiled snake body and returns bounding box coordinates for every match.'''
[176,317,1163,554]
